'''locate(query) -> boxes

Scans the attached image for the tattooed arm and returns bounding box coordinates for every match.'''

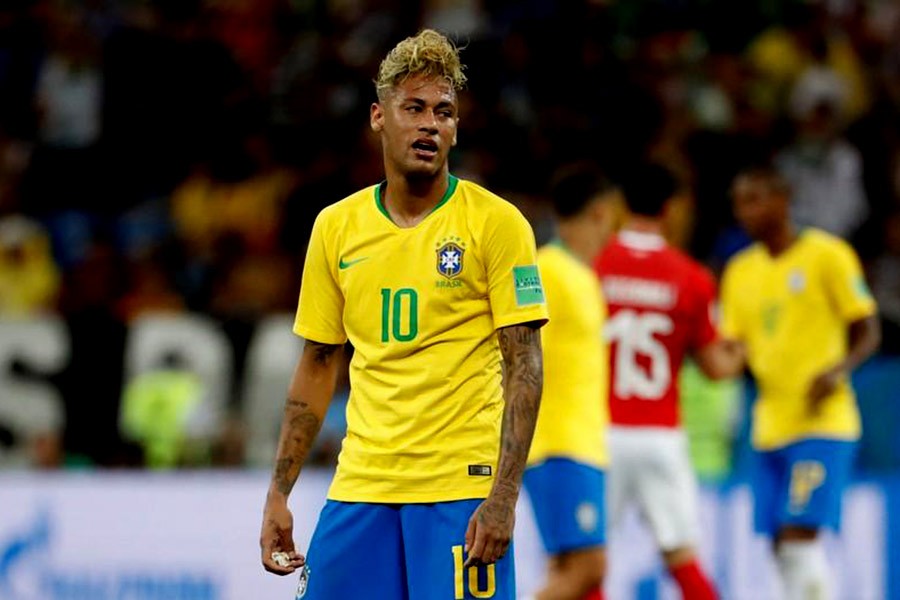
[260,340,342,575]
[465,323,543,567]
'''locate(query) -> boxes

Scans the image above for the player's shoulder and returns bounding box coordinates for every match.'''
[314,185,378,226]
[536,243,559,263]
[686,257,716,290]
[599,234,627,256]
[457,178,527,222]
[800,228,858,258]
[652,246,716,300]
[595,238,618,268]
[538,244,600,304]
[537,243,583,279]
[628,242,708,286]
[536,245,563,284]
[724,241,766,274]
[598,232,664,264]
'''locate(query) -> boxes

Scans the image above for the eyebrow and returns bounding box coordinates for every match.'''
[403,97,456,110]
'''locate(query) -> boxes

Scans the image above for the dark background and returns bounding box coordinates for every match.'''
[0,0,898,473]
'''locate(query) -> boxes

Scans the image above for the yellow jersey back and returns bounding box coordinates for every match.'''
[528,243,609,468]
[294,176,549,502]
[721,229,877,450]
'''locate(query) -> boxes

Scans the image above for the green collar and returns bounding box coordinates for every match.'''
[375,175,459,225]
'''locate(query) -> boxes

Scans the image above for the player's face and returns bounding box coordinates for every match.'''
[371,76,458,179]
[732,175,788,240]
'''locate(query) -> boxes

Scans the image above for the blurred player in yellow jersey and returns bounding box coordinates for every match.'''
[522,165,617,600]
[722,165,880,600]
[259,30,549,599]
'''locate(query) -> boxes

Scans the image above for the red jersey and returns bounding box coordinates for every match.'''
[595,231,718,428]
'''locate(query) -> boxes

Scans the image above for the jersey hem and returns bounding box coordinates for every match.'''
[326,487,491,504]
[526,455,607,470]
[752,431,861,451]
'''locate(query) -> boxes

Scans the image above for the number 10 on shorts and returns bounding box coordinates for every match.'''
[451,545,496,599]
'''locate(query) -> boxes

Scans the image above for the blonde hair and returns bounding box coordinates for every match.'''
[375,29,466,100]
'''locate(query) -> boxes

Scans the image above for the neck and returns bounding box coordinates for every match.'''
[762,222,797,256]
[557,220,602,265]
[382,165,450,227]
[623,214,664,236]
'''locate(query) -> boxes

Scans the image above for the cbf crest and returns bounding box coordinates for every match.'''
[788,268,806,293]
[436,236,466,279]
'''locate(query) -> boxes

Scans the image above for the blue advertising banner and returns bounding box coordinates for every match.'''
[0,471,895,600]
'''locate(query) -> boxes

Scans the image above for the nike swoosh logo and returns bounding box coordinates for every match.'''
[338,256,368,269]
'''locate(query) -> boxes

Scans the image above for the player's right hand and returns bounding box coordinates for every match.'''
[260,498,306,575]
[464,492,515,567]
[807,365,843,414]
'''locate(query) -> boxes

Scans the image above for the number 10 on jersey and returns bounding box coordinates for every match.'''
[381,288,418,342]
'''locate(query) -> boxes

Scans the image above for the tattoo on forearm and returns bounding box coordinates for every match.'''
[270,341,340,497]
[492,325,543,500]
[273,398,322,496]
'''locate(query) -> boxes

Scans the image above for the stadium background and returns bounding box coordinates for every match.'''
[0,0,898,598]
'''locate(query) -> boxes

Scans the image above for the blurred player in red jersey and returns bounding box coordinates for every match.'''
[594,163,744,600]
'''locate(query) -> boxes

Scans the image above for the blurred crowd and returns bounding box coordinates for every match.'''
[1,0,899,470]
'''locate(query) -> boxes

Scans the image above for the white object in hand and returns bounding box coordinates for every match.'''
[271,552,292,567]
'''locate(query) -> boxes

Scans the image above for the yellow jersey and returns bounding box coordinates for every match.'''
[721,229,877,450]
[294,175,549,503]
[528,243,608,469]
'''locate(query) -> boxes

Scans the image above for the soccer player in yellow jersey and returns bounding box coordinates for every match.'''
[259,30,549,599]
[522,165,616,600]
[721,166,880,599]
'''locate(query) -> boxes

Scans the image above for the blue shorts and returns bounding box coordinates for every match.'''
[523,458,606,554]
[751,438,857,537]
[302,499,515,600]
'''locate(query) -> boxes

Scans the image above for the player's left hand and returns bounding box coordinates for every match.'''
[260,499,306,575]
[807,366,843,412]
[464,491,515,567]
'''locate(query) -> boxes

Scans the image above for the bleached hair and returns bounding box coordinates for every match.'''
[375,29,466,100]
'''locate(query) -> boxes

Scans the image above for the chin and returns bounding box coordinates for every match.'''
[402,161,444,180]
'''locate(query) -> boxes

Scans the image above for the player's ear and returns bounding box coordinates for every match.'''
[371,102,385,133]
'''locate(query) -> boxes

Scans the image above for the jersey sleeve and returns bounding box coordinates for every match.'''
[292,210,348,344]
[719,260,744,340]
[689,265,719,350]
[483,205,550,330]
[823,239,877,322]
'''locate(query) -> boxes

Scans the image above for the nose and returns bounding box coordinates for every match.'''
[418,110,438,134]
